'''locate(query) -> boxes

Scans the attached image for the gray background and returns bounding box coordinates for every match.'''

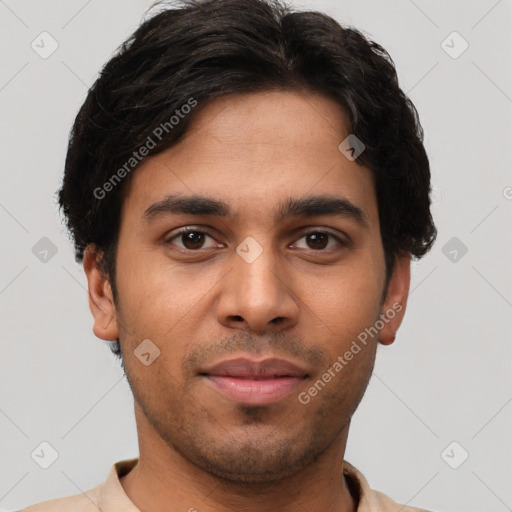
[1,0,511,510]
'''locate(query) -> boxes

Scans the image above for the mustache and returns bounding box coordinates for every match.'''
[183,331,327,371]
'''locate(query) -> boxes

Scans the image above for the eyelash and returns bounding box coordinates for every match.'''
[164,227,348,252]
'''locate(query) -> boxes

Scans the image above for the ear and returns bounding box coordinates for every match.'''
[378,252,411,346]
[83,245,119,341]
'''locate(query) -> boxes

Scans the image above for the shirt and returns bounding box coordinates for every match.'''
[21,458,433,511]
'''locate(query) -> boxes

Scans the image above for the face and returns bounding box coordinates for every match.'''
[85,90,409,483]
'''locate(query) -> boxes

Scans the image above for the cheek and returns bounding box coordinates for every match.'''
[301,261,383,351]
[113,248,166,346]
[114,249,212,359]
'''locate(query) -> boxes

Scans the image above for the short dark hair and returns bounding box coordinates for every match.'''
[59,0,436,321]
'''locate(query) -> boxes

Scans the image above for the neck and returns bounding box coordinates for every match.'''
[120,407,357,512]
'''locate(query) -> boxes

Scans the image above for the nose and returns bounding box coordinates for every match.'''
[216,241,299,335]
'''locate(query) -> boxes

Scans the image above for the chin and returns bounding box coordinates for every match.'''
[173,425,328,484]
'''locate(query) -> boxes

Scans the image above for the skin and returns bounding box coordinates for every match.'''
[84,90,410,512]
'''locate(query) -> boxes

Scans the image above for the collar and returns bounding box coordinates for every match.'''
[99,458,422,511]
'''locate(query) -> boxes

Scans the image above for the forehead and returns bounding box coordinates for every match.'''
[120,90,378,228]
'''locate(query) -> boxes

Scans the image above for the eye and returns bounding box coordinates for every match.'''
[165,228,221,251]
[164,228,347,253]
[293,231,345,251]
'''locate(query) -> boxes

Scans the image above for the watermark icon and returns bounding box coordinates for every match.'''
[31,441,59,469]
[298,303,402,405]
[441,441,469,469]
[338,134,365,161]
[503,186,512,200]
[236,236,263,263]
[31,31,59,59]
[93,97,198,200]
[134,339,161,366]
[32,237,58,263]
[441,31,469,60]
[442,236,468,263]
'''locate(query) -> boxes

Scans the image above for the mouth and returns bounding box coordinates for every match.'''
[199,357,309,406]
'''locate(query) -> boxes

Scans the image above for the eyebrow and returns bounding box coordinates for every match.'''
[142,193,368,227]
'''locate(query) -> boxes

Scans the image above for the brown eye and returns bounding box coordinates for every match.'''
[181,231,206,250]
[294,231,344,251]
[305,232,329,250]
[166,229,219,251]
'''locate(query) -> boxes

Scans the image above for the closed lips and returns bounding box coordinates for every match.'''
[200,357,309,378]
[200,357,309,405]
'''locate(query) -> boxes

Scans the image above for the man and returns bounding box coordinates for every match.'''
[23,0,437,510]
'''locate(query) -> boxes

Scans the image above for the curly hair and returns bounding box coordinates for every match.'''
[59,0,436,307]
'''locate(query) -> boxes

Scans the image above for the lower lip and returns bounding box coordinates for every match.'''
[204,375,305,405]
